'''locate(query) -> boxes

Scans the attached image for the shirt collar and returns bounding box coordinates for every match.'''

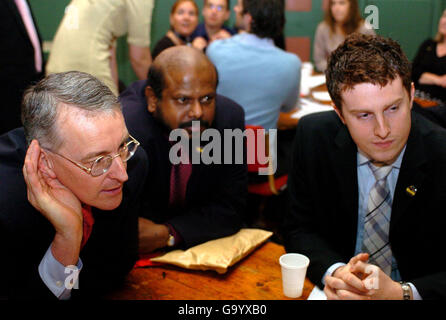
[237,33,274,48]
[357,145,406,169]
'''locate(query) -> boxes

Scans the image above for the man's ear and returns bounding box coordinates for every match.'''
[409,82,415,110]
[145,86,158,114]
[333,104,346,125]
[38,150,57,179]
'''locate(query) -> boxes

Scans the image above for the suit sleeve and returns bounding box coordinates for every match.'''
[0,219,6,300]
[412,271,446,299]
[282,118,346,288]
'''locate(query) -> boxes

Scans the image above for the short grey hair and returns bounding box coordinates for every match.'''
[21,71,121,149]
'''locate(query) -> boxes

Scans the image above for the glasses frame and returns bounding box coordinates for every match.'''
[44,134,140,177]
[206,4,226,11]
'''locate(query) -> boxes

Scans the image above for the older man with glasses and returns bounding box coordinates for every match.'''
[0,71,148,300]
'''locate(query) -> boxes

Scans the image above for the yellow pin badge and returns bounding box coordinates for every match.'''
[406,185,417,197]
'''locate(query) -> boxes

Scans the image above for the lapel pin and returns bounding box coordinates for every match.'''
[406,185,417,197]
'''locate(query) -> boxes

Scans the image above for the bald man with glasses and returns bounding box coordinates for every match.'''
[0,71,148,300]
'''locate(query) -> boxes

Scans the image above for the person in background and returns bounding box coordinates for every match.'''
[191,0,236,51]
[412,9,446,105]
[0,71,148,299]
[313,0,375,72]
[0,0,44,135]
[232,0,285,49]
[151,0,199,60]
[46,0,154,96]
[207,0,299,233]
[120,46,247,253]
[283,34,446,300]
[207,0,301,131]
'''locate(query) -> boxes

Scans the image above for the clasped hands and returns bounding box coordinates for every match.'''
[324,253,404,300]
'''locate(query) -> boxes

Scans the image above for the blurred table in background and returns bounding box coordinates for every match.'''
[414,96,440,108]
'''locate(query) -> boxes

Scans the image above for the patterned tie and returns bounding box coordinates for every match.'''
[362,163,393,275]
[169,162,192,207]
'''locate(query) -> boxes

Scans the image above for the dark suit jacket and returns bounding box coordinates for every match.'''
[283,111,446,299]
[120,80,248,249]
[0,128,148,299]
[0,0,44,134]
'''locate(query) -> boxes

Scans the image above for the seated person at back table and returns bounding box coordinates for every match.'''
[207,0,301,131]
[151,0,199,60]
[191,0,236,51]
[313,0,375,72]
[0,71,148,299]
[119,46,247,253]
[283,34,446,300]
[412,9,446,108]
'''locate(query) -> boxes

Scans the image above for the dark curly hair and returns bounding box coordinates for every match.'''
[326,33,412,110]
[242,0,285,39]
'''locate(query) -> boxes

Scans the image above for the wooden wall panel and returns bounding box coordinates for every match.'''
[286,37,311,62]
[286,0,312,12]
[322,0,330,11]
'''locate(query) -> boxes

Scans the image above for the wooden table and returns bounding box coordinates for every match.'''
[414,96,439,108]
[107,241,314,300]
[310,83,333,105]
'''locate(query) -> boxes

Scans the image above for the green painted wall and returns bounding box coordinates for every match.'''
[29,0,446,86]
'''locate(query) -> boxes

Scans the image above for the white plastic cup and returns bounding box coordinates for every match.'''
[279,253,310,298]
[300,62,314,96]
[301,62,314,78]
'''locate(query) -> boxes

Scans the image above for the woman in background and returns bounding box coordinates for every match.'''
[151,0,199,60]
[412,9,446,104]
[313,0,374,72]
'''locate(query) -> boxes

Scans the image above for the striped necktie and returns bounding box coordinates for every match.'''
[362,163,393,275]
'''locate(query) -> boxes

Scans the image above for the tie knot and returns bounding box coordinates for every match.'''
[368,163,393,181]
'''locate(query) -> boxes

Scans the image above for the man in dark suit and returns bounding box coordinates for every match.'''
[283,34,446,300]
[120,46,247,253]
[0,0,44,135]
[0,71,148,299]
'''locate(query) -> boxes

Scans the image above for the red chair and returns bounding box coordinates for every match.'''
[245,125,288,196]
